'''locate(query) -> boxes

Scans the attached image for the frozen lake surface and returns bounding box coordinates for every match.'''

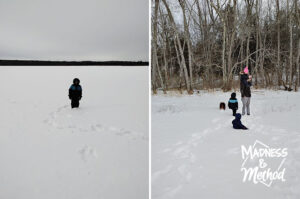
[0,66,149,199]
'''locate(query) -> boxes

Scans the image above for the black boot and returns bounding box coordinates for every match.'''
[71,99,79,108]
[233,109,237,116]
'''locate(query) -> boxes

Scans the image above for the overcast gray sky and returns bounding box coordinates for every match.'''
[0,0,148,61]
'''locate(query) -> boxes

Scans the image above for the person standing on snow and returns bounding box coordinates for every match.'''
[240,66,252,115]
[69,78,82,108]
[228,92,238,116]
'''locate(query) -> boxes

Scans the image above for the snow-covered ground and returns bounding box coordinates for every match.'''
[0,66,148,199]
[152,90,300,199]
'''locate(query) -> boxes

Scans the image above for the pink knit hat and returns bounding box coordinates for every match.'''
[244,66,249,74]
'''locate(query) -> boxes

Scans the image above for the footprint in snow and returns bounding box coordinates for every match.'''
[44,106,146,140]
[78,145,98,162]
[152,165,173,182]
[177,164,192,182]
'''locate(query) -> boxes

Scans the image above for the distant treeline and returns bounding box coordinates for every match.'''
[0,60,149,66]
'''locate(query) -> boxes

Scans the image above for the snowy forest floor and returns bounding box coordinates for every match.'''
[0,66,148,199]
[152,90,300,199]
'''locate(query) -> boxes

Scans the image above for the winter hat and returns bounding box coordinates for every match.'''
[244,66,249,74]
[235,113,241,120]
[231,92,236,98]
[73,78,80,84]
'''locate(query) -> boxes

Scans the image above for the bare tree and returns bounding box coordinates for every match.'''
[151,0,300,92]
[161,0,192,93]
[152,0,160,94]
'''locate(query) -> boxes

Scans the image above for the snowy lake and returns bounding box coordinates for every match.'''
[0,66,149,199]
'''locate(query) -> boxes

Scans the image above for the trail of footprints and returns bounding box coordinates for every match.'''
[78,145,98,162]
[44,105,147,164]
[153,112,235,197]
[44,105,146,140]
[153,128,213,198]
[154,100,300,198]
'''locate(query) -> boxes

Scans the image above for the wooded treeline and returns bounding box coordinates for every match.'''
[0,60,148,66]
[151,0,300,93]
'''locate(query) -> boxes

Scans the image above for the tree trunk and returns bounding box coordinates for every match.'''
[161,0,191,92]
[288,0,293,89]
[179,0,193,93]
[152,0,160,94]
[276,0,282,87]
[295,39,300,91]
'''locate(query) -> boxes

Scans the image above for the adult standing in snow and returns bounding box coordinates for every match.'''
[69,78,82,108]
[240,67,252,115]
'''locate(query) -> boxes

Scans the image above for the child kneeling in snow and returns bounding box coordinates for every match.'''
[232,113,248,130]
[228,92,238,116]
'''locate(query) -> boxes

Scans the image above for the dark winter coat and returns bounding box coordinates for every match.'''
[232,113,248,130]
[228,92,238,110]
[240,74,252,97]
[69,84,82,100]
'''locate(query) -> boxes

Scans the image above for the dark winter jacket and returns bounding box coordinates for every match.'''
[69,84,82,100]
[228,92,238,110]
[240,74,252,97]
[232,113,247,130]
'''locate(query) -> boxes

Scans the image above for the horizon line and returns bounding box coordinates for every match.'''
[0,59,149,66]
